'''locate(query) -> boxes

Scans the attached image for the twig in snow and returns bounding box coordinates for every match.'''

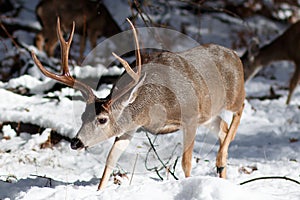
[144,132,179,180]
[129,153,139,185]
[239,176,300,185]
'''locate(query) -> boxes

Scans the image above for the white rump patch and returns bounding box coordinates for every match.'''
[219,110,233,126]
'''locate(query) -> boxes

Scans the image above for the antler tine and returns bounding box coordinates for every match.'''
[31,17,95,104]
[111,18,141,83]
[126,18,141,78]
[57,17,75,76]
[112,52,139,82]
[104,19,142,110]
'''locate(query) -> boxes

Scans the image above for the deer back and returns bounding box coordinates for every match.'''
[116,44,244,134]
[36,0,113,32]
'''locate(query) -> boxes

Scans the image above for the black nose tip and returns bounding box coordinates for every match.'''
[70,138,84,150]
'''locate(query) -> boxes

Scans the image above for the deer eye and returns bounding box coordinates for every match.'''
[97,117,108,125]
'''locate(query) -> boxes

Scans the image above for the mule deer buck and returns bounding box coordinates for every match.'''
[241,21,300,104]
[31,18,245,190]
[35,0,121,60]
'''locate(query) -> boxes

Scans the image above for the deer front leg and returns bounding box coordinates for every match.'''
[35,32,44,51]
[286,63,300,104]
[88,30,98,51]
[182,124,197,177]
[79,34,87,63]
[45,36,58,57]
[216,104,244,178]
[98,131,134,190]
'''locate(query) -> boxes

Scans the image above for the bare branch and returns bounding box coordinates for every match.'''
[145,132,179,180]
[240,176,300,185]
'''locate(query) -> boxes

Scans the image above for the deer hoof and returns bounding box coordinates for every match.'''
[217,166,225,175]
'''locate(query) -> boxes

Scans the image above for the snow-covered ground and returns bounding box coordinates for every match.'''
[1,64,300,200]
[1,1,300,200]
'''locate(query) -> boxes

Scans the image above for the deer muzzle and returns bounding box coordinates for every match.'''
[70,138,85,150]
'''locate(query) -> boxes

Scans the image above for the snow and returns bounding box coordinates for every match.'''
[1,175,271,200]
[1,64,300,200]
[1,1,300,200]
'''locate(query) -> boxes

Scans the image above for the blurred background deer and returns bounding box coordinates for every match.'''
[241,21,300,104]
[35,0,121,61]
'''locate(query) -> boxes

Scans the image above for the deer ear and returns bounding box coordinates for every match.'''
[123,74,146,106]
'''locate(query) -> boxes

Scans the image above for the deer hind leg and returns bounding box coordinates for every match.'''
[286,62,300,104]
[182,124,197,177]
[216,103,244,178]
[98,131,134,190]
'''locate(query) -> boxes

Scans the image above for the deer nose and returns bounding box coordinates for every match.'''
[70,138,84,150]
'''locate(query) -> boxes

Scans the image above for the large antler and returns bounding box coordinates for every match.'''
[31,17,95,104]
[103,18,142,109]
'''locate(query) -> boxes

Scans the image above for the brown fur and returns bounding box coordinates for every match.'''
[35,0,121,59]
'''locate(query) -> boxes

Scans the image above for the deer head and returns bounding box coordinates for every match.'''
[31,17,143,149]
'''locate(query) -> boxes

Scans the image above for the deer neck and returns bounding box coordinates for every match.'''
[110,102,142,136]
